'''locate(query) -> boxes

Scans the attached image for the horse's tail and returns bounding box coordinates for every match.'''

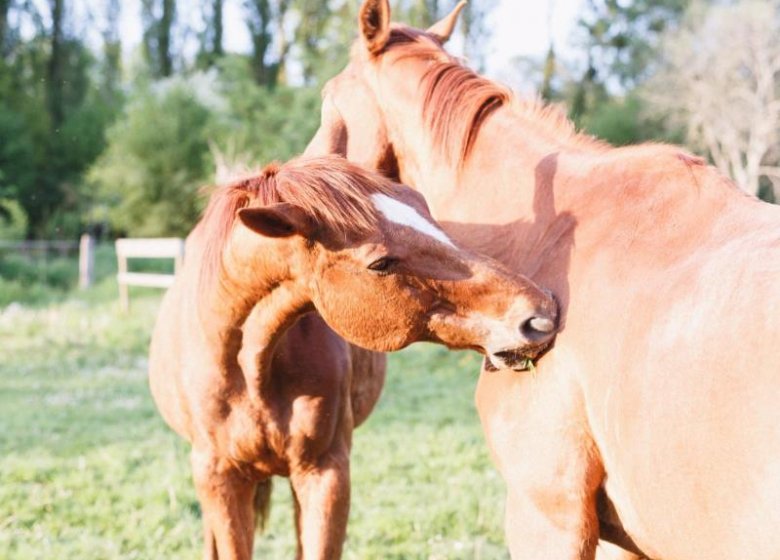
[254,478,273,533]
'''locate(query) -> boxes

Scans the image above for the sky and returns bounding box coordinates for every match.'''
[483,0,585,78]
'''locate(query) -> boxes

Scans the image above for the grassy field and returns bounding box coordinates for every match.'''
[0,281,510,559]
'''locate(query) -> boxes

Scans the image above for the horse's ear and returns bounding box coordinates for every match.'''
[238,204,313,239]
[427,1,467,43]
[359,0,391,54]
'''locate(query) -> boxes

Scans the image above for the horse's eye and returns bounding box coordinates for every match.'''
[367,257,399,273]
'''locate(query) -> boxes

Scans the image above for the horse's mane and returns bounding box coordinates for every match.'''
[381,26,607,164]
[198,155,395,290]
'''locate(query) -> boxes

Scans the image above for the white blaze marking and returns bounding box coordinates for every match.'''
[371,194,456,248]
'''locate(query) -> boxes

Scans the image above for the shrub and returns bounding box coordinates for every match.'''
[88,83,215,237]
[0,199,29,240]
[88,61,322,238]
[0,276,60,307]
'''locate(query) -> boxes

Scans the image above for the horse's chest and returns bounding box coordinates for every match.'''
[222,373,347,475]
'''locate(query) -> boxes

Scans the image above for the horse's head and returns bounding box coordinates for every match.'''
[304,0,472,180]
[221,156,557,370]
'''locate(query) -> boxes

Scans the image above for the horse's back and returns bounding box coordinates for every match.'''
[582,189,780,559]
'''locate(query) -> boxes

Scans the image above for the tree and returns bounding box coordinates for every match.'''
[47,0,64,128]
[399,0,439,27]
[198,0,224,68]
[578,0,690,90]
[0,0,11,57]
[0,0,118,237]
[88,62,322,237]
[101,0,121,98]
[142,0,176,78]
[88,83,214,236]
[244,0,292,87]
[460,0,496,71]
[293,0,334,83]
[645,1,780,197]
[540,45,556,102]
[542,0,694,142]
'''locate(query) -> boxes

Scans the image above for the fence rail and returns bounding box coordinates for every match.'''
[0,235,94,288]
[0,236,185,302]
[0,239,79,254]
[115,238,185,311]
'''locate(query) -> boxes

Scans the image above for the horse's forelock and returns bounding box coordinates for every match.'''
[275,157,395,237]
[198,156,396,292]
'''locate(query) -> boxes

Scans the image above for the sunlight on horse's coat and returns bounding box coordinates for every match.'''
[148,155,558,560]
[305,1,780,558]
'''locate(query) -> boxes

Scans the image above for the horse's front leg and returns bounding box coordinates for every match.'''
[202,523,218,560]
[191,447,257,560]
[289,445,351,560]
[476,360,603,560]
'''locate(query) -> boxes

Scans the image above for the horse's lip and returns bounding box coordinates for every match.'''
[487,339,555,372]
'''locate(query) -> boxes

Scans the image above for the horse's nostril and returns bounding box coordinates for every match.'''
[522,316,556,339]
[529,316,555,333]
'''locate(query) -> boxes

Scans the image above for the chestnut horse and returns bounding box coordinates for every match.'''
[149,155,558,560]
[304,2,780,559]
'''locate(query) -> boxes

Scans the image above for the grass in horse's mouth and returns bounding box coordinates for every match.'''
[516,358,535,373]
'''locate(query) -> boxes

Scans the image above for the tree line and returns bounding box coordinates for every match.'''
[0,0,777,240]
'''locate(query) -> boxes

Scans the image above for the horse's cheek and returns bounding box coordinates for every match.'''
[314,268,422,351]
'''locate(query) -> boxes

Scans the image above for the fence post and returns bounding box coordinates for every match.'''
[117,244,129,312]
[79,234,95,289]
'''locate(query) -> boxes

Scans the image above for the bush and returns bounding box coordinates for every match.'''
[216,57,321,164]
[0,277,55,307]
[581,94,680,146]
[88,61,322,238]
[88,83,215,237]
[0,199,29,240]
[0,252,78,289]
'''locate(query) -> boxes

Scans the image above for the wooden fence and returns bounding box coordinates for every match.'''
[0,234,95,288]
[0,236,185,308]
[0,239,79,255]
[115,238,184,311]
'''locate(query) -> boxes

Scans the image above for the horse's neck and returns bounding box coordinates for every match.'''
[397,103,758,288]
[396,106,590,277]
[234,284,310,398]
[189,239,310,396]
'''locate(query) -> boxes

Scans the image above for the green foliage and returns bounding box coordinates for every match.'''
[0,27,118,238]
[217,57,321,163]
[0,104,36,203]
[0,295,509,558]
[578,0,690,88]
[580,93,678,146]
[89,61,321,237]
[0,198,28,240]
[89,84,214,237]
[0,244,117,307]
[0,253,76,289]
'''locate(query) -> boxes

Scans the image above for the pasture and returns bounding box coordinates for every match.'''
[0,274,510,559]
